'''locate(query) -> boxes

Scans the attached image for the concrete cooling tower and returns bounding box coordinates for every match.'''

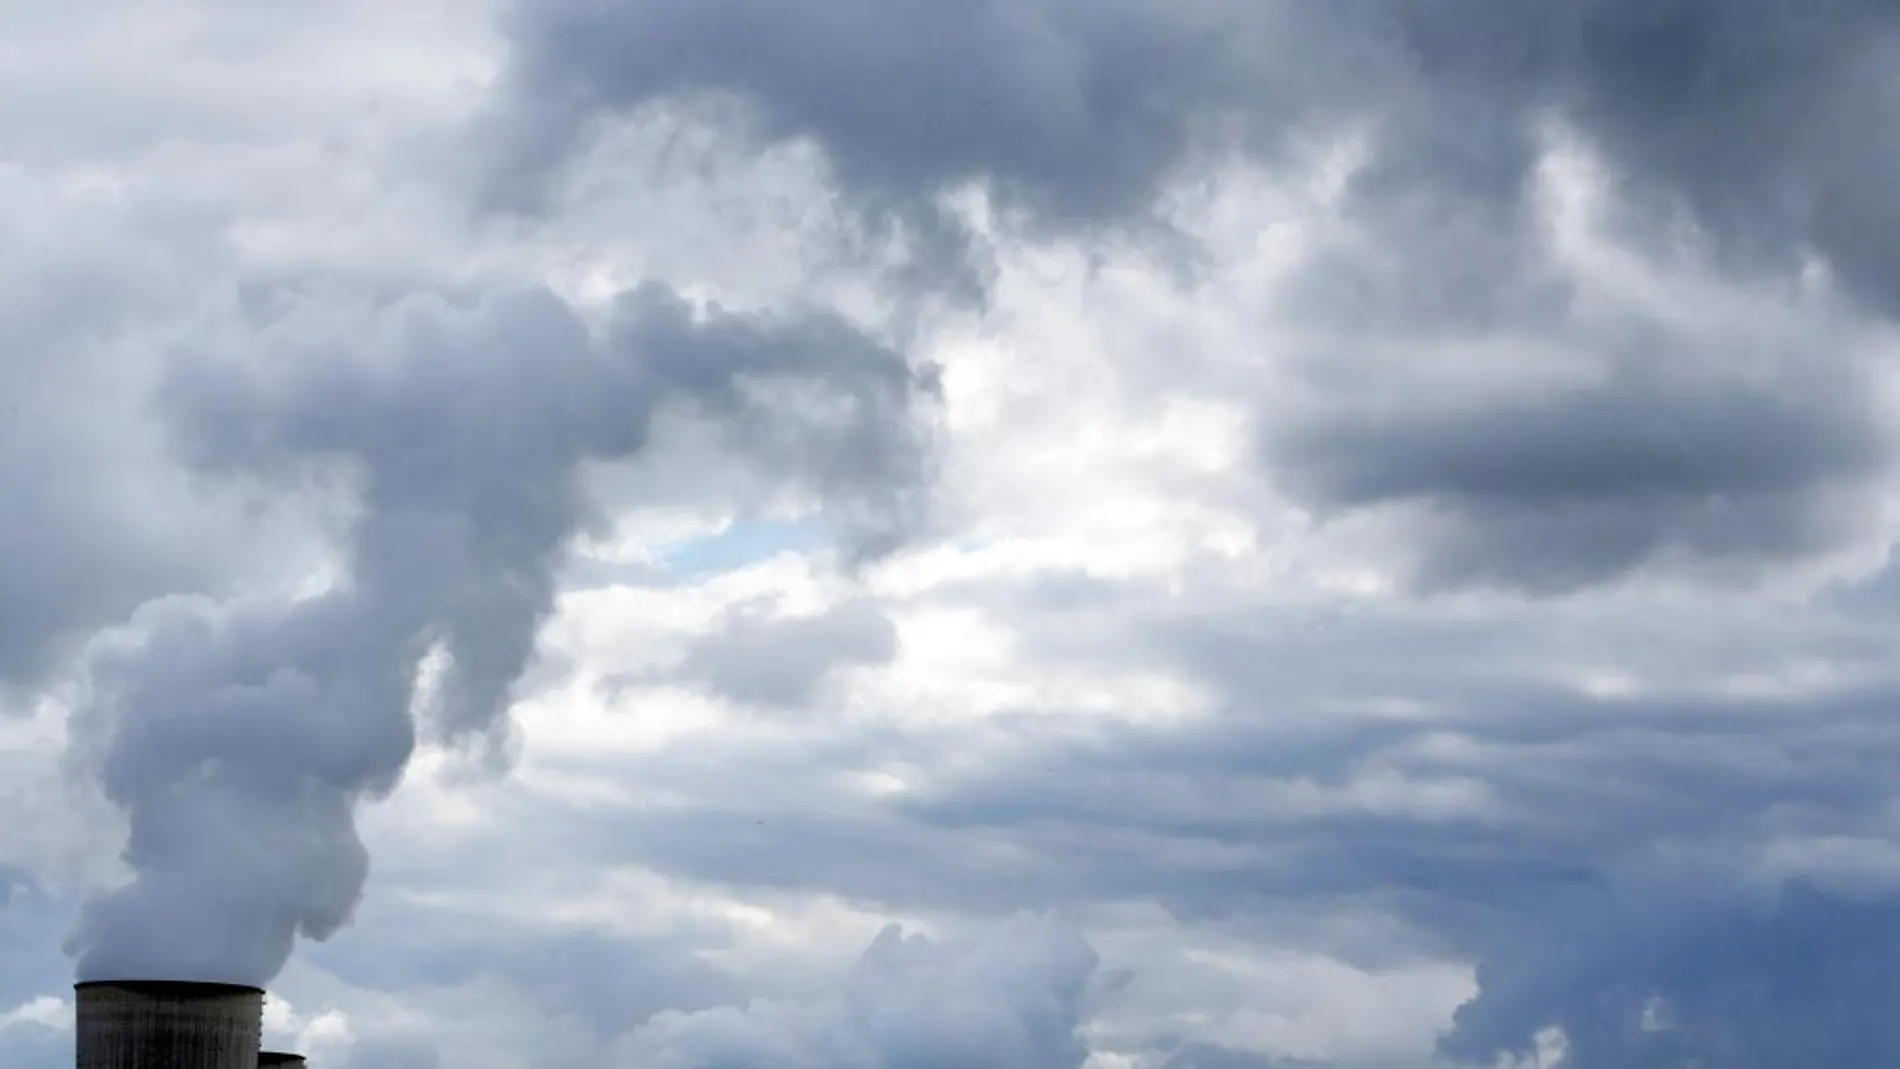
[74,981,265,1069]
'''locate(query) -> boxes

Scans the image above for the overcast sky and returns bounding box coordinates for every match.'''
[6,2,1900,1067]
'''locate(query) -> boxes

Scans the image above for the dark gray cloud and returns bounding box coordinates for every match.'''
[495,0,1900,297]
[672,598,899,707]
[485,0,1290,228]
[66,281,935,985]
[1438,881,1900,1069]
[494,0,1900,595]
[1273,357,1887,592]
[1257,1,1900,594]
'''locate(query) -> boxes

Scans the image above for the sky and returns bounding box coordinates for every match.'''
[4,1,1900,1067]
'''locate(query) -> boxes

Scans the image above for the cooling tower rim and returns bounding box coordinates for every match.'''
[74,979,266,996]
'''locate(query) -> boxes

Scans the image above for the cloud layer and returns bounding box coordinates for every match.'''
[3,2,1900,1068]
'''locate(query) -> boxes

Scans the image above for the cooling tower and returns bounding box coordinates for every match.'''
[257,1054,306,1068]
[74,981,264,1069]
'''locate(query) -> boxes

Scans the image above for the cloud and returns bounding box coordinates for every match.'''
[0,882,72,1025]
[1160,1044,1321,1069]
[1256,123,1899,592]
[1437,881,1900,1068]
[842,566,1900,1066]
[0,1007,65,1069]
[301,892,743,1043]
[484,0,1285,232]
[610,913,1100,1069]
[672,598,900,708]
[10,2,1900,1069]
[491,0,1900,596]
[493,0,1900,305]
[338,1036,441,1069]
[1270,345,1888,592]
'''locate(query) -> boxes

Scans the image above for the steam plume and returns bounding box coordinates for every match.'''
[66,283,933,983]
